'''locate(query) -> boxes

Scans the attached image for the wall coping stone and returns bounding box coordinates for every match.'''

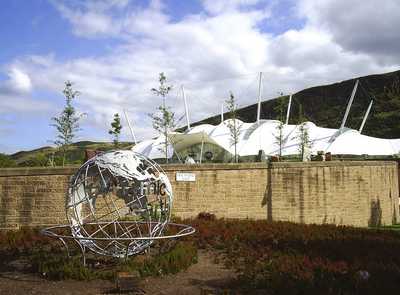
[0,166,79,177]
[0,160,397,177]
[161,162,268,171]
[270,161,397,169]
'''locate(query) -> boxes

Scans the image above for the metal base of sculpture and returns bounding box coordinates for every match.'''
[41,222,195,265]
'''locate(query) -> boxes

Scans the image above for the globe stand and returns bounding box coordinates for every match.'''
[41,222,195,266]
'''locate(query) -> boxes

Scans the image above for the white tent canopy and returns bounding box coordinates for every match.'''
[131,134,173,159]
[132,119,400,159]
[326,130,399,155]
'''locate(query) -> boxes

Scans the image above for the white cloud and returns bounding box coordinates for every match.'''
[202,0,264,15]
[0,67,32,94]
[266,27,396,83]
[0,65,53,119]
[54,2,120,37]
[0,95,50,114]
[3,0,400,148]
[12,4,275,140]
[298,0,400,63]
[52,0,167,38]
[0,66,50,116]
[51,0,134,37]
[10,68,32,93]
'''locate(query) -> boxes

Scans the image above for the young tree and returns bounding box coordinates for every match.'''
[149,73,175,163]
[274,92,287,122]
[295,100,312,161]
[297,122,313,161]
[109,113,123,147]
[225,92,243,163]
[51,81,84,166]
[273,94,288,157]
[274,121,286,157]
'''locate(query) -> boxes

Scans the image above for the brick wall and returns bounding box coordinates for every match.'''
[0,161,398,229]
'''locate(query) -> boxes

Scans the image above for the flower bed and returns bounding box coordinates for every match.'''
[0,227,197,281]
[1,217,400,294]
[183,214,400,294]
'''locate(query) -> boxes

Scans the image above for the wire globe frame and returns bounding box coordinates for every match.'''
[41,150,195,263]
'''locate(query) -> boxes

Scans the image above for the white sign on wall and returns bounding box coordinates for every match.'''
[176,172,196,182]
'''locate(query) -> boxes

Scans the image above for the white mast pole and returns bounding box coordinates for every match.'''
[256,72,263,125]
[285,94,292,125]
[221,104,224,123]
[359,100,373,134]
[123,109,137,145]
[181,85,191,131]
[199,134,204,164]
[340,79,359,129]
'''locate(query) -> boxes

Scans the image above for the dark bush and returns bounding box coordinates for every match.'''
[197,212,216,221]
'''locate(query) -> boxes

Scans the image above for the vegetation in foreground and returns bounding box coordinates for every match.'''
[1,216,400,294]
[0,227,197,281]
[187,214,400,294]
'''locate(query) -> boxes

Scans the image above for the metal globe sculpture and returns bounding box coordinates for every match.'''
[42,150,194,262]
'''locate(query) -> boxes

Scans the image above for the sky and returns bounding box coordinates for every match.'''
[0,0,399,154]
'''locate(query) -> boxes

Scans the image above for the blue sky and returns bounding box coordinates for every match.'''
[0,1,110,63]
[0,0,399,154]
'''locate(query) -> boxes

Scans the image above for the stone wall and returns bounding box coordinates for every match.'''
[0,167,73,229]
[163,163,269,220]
[267,162,399,227]
[0,161,398,229]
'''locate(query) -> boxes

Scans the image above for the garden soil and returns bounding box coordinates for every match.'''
[0,251,238,295]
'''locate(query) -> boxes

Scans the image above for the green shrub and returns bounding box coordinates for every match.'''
[119,242,197,277]
[31,251,112,280]
[0,153,16,167]
[29,241,197,281]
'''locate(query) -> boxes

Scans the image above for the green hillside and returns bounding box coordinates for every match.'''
[8,141,134,167]
[189,70,400,139]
